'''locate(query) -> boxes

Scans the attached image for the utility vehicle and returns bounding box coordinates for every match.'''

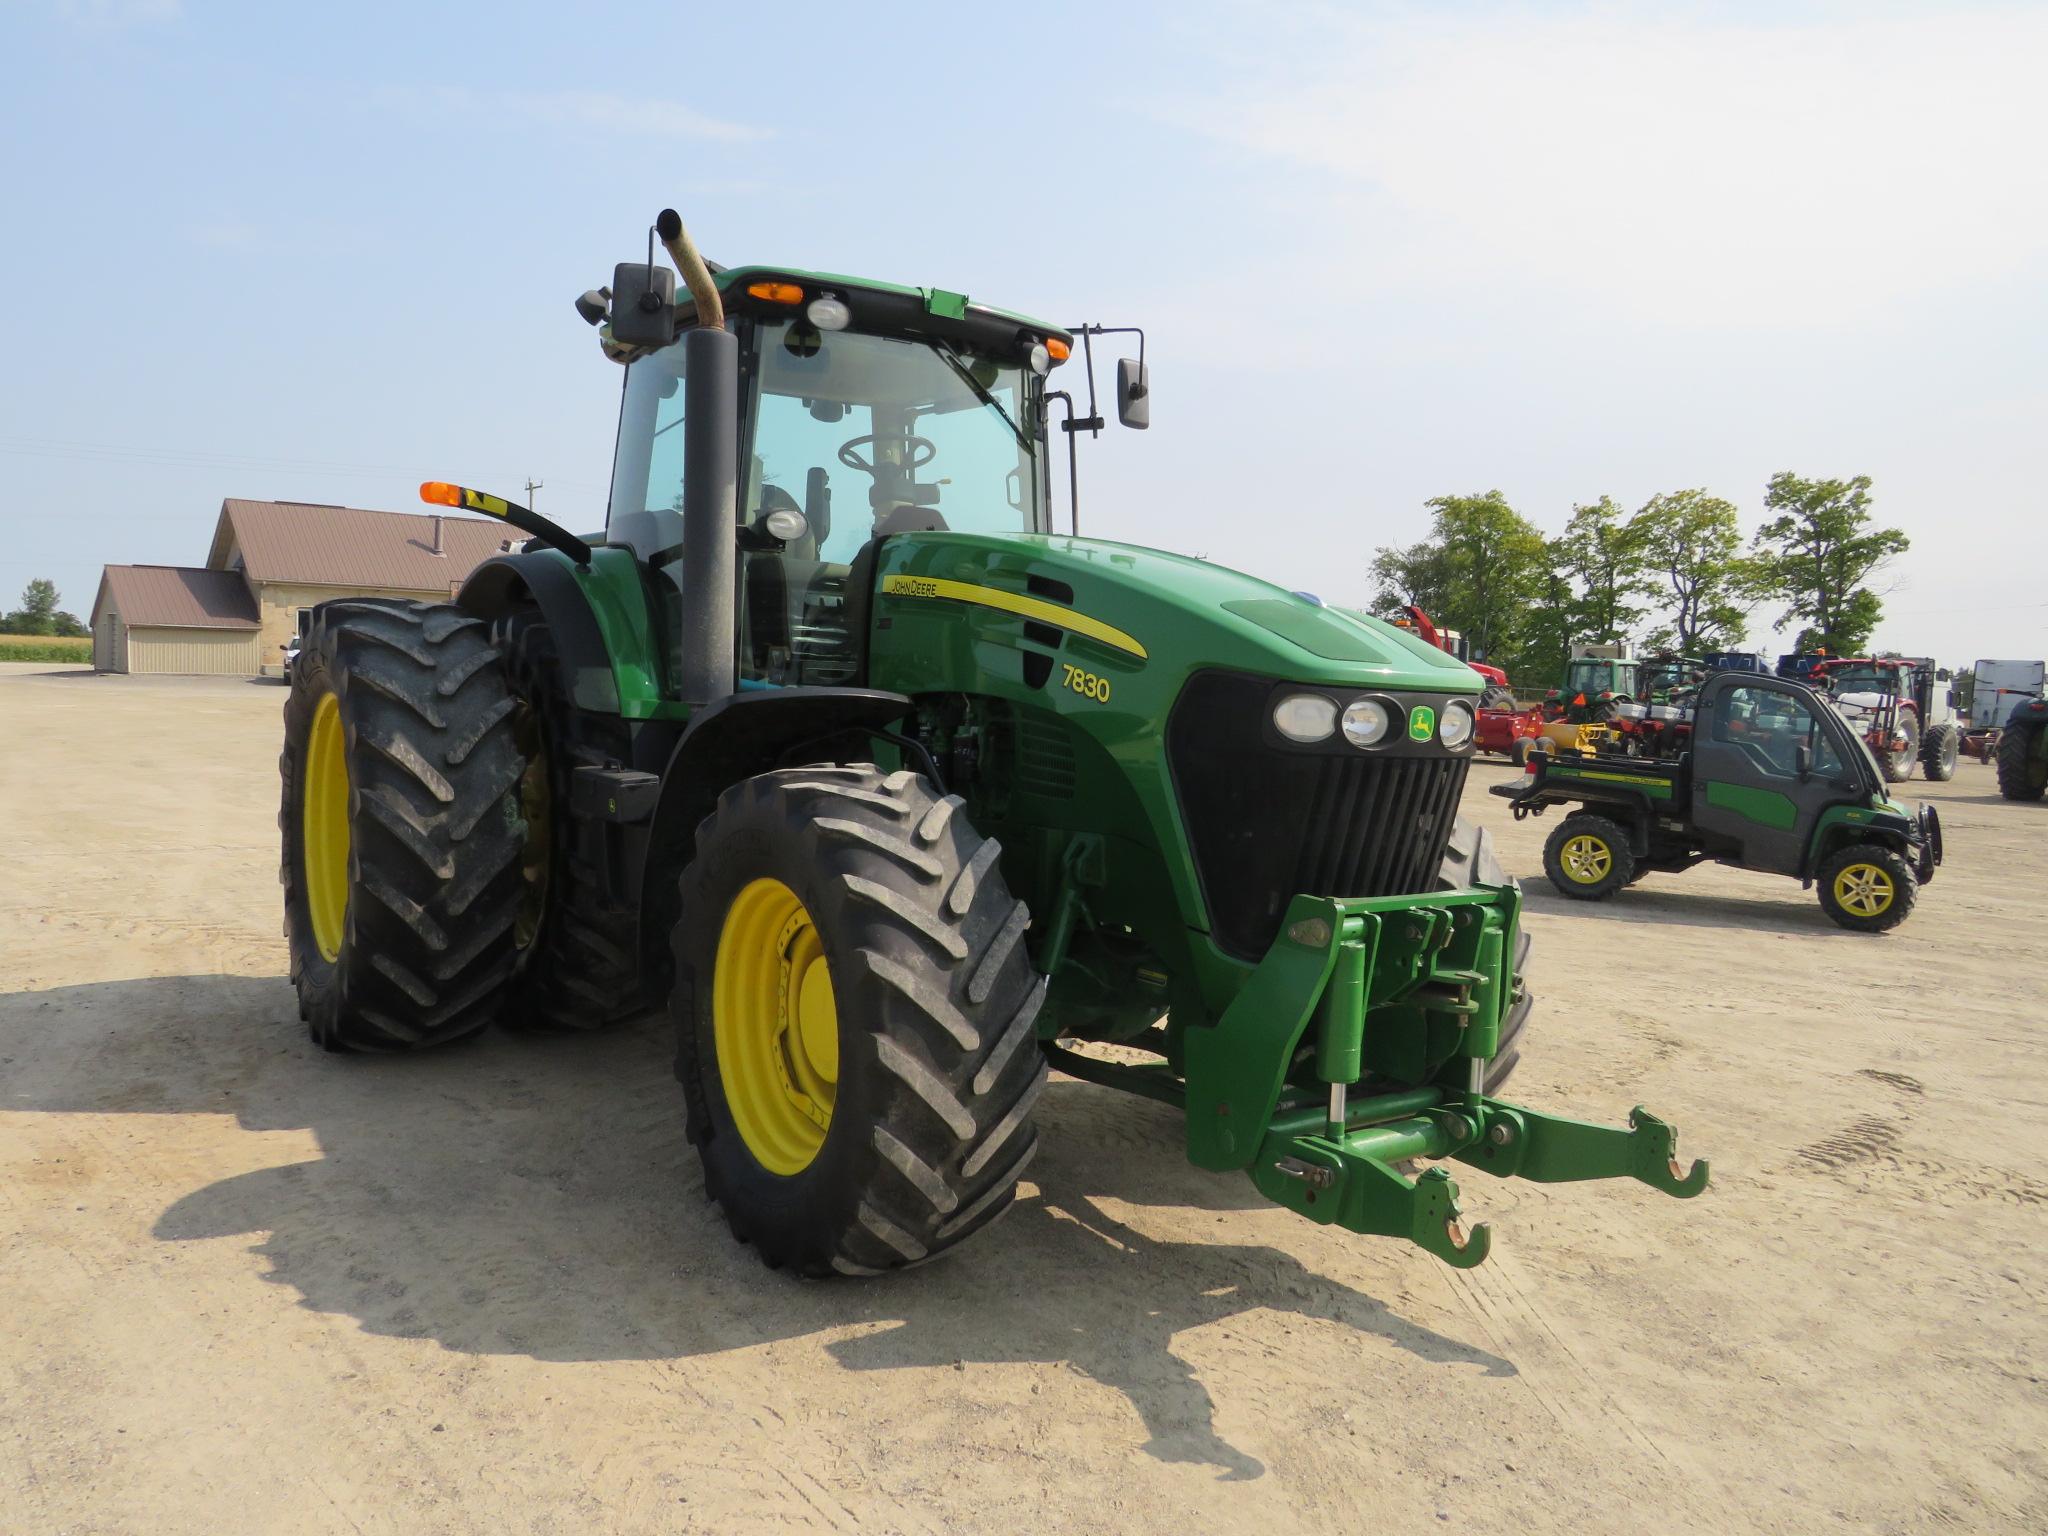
[276,207,1704,1277]
[1495,671,1941,932]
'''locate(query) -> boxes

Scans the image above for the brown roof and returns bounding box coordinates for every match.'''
[207,499,510,589]
[95,565,261,630]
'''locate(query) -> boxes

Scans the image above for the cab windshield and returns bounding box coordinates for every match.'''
[1566,660,1635,696]
[605,317,1048,688]
[1822,665,1900,695]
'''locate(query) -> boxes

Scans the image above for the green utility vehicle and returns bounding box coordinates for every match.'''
[277,207,1705,1278]
[1495,671,1941,931]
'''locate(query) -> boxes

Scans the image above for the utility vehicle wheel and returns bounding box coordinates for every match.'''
[1816,842,1917,933]
[1918,721,1958,782]
[1541,814,1634,900]
[1480,684,1517,711]
[279,601,527,1051]
[493,614,644,1032]
[1437,819,1532,1092]
[673,766,1048,1275]
[1997,719,2047,801]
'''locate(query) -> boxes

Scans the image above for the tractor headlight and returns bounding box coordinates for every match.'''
[1439,701,1476,750]
[1273,692,1338,743]
[1340,698,1390,748]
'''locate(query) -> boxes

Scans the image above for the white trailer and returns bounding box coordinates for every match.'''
[1962,659,2046,761]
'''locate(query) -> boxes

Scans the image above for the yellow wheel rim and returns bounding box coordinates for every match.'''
[303,691,351,962]
[1559,833,1613,885]
[713,878,839,1175]
[1832,862,1895,917]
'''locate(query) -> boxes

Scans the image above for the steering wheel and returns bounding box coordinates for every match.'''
[838,433,936,474]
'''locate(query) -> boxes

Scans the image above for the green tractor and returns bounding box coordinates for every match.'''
[1997,695,2048,800]
[277,208,1706,1276]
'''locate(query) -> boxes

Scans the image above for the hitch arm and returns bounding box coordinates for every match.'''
[1457,1103,1710,1197]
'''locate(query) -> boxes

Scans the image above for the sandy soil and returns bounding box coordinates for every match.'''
[3,661,2044,1535]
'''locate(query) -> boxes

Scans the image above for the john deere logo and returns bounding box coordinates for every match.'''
[1408,705,1436,741]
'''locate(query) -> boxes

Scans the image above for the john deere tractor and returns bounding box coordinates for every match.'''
[278,208,1705,1277]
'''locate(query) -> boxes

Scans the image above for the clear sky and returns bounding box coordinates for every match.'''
[2,0,2042,666]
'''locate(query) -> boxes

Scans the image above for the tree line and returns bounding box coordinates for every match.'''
[1368,472,1910,687]
[0,579,88,637]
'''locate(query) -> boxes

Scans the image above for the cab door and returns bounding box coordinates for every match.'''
[1690,677,1845,874]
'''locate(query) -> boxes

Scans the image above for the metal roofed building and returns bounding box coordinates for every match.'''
[91,500,508,676]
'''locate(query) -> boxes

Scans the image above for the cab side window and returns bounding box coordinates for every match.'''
[1717,685,1842,777]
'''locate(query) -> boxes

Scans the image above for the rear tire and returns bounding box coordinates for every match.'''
[1435,819,1531,1093]
[279,601,527,1051]
[1816,842,1917,933]
[494,614,645,1032]
[1997,719,2047,801]
[1542,813,1634,900]
[1480,684,1517,711]
[1919,721,1958,782]
[674,765,1049,1276]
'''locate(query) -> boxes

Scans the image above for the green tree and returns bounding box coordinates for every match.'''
[1370,491,1549,680]
[1519,567,1578,689]
[1748,472,1908,656]
[1551,496,1654,644]
[2,578,63,636]
[1631,489,1751,654]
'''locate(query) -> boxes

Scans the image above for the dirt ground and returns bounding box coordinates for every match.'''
[3,661,2044,1535]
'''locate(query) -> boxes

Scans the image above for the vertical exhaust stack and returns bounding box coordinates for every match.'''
[659,206,738,710]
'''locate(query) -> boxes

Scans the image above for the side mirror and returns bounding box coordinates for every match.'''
[608,261,676,348]
[1116,356,1149,430]
[1795,743,1813,780]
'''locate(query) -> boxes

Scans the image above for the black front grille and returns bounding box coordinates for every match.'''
[1167,671,1469,959]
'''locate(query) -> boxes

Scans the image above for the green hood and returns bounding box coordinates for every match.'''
[872,532,1484,695]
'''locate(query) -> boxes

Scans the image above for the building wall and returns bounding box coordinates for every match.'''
[94,608,128,673]
[253,580,456,665]
[126,627,263,675]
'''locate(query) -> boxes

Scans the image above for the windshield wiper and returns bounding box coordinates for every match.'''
[927,341,1029,450]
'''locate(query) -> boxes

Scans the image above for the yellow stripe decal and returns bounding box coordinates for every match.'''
[880,574,1147,660]
[459,487,513,519]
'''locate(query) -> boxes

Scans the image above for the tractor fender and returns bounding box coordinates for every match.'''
[637,686,915,990]
[456,552,619,714]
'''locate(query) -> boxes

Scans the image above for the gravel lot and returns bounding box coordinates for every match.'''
[4,661,2043,1534]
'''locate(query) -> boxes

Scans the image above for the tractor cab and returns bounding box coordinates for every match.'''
[605,272,1068,694]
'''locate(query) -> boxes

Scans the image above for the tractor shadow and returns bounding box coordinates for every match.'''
[2,973,1511,1482]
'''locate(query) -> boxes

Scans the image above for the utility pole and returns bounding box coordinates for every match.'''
[525,477,544,510]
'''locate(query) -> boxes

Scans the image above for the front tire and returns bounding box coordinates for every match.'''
[1919,721,1959,782]
[1542,814,1634,900]
[1877,713,1921,783]
[1816,842,1917,933]
[674,766,1049,1275]
[279,601,527,1051]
